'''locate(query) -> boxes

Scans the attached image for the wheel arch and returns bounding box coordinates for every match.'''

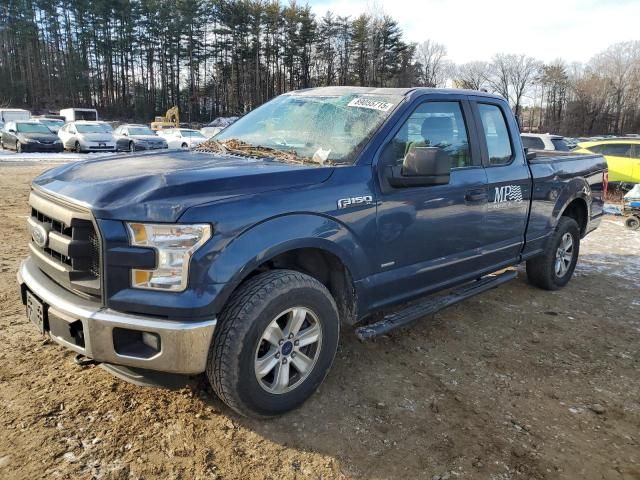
[559,196,589,237]
[207,214,368,325]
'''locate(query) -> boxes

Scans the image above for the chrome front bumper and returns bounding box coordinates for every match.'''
[17,257,216,374]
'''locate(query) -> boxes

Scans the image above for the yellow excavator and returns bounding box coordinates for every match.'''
[151,106,179,131]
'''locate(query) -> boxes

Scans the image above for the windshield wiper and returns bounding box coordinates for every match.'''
[196,139,330,165]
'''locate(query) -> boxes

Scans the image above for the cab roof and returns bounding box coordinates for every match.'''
[287,86,504,100]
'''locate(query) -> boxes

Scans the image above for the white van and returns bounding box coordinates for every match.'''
[0,109,31,129]
[59,108,99,122]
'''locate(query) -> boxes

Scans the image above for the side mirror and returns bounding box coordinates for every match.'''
[386,146,450,188]
[8,129,16,134]
[524,147,536,161]
[122,132,128,136]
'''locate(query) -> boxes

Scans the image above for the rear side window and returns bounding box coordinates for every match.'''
[521,136,545,150]
[551,138,570,151]
[601,143,632,157]
[478,104,513,165]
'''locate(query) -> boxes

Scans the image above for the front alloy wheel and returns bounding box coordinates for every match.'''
[254,307,323,394]
[206,270,339,417]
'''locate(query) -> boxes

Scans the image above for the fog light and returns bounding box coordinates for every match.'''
[141,332,161,351]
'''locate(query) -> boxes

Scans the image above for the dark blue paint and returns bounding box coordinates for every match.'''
[31,88,606,323]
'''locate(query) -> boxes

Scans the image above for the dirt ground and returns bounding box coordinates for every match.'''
[0,163,638,480]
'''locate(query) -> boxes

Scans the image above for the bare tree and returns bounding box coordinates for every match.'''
[485,54,540,116]
[453,61,489,90]
[415,40,449,87]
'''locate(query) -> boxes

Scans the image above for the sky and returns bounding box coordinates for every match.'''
[308,0,640,64]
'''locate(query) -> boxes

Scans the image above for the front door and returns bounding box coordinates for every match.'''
[372,97,489,309]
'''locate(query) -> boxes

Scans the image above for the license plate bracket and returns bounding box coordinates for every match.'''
[26,291,47,335]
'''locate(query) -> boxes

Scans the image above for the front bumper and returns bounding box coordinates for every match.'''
[22,142,64,153]
[134,143,168,151]
[17,257,216,374]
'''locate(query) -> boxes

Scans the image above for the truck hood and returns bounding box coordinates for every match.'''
[33,150,334,222]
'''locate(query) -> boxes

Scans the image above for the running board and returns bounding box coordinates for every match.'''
[355,270,517,340]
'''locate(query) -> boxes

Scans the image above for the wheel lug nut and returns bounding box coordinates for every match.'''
[288,333,294,339]
[275,352,280,359]
[278,339,284,345]
[291,352,296,358]
[294,340,299,346]
[282,358,287,364]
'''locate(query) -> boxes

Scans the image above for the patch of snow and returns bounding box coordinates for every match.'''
[0,151,117,162]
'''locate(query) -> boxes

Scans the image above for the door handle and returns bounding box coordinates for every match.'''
[465,190,488,203]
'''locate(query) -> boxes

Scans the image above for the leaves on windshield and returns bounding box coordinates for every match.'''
[195,138,331,166]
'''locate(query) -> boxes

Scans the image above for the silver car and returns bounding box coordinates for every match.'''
[113,124,168,152]
[57,121,116,153]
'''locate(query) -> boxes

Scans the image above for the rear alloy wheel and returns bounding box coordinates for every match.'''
[206,270,339,417]
[625,215,640,231]
[526,216,580,290]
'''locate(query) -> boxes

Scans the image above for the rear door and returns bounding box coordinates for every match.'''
[632,144,640,183]
[600,143,634,183]
[372,95,489,307]
[470,98,532,268]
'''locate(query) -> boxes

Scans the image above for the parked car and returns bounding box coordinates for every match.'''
[58,121,116,153]
[573,138,640,185]
[60,108,99,122]
[33,117,65,134]
[113,124,168,152]
[18,87,606,418]
[1,121,63,153]
[521,133,571,152]
[158,128,207,149]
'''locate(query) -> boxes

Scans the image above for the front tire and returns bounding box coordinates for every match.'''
[129,141,135,152]
[74,141,82,153]
[16,141,22,153]
[206,270,340,418]
[526,217,580,290]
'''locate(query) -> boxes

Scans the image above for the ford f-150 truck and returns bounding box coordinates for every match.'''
[18,87,606,417]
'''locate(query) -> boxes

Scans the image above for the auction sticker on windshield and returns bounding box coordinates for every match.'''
[347,98,394,112]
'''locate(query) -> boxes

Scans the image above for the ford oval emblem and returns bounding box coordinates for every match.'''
[31,223,49,248]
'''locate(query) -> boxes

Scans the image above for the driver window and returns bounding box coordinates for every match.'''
[381,101,471,169]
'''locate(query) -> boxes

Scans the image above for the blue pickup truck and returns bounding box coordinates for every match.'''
[18,87,606,417]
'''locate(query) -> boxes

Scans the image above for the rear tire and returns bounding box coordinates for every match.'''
[181,142,188,149]
[526,217,580,290]
[625,215,640,231]
[206,270,340,418]
[74,141,82,153]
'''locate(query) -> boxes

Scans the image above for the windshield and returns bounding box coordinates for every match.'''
[77,124,108,133]
[16,123,52,134]
[39,119,64,127]
[211,93,403,165]
[551,138,570,151]
[129,127,155,136]
[180,130,205,138]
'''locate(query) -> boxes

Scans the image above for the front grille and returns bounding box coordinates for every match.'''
[28,190,102,298]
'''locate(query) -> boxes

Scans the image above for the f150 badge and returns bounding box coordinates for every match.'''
[491,185,523,209]
[337,195,374,209]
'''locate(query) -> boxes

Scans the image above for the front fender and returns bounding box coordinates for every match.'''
[205,213,373,315]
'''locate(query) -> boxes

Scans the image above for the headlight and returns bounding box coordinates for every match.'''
[126,223,212,291]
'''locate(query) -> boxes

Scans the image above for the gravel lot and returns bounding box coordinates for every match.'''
[0,163,638,480]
